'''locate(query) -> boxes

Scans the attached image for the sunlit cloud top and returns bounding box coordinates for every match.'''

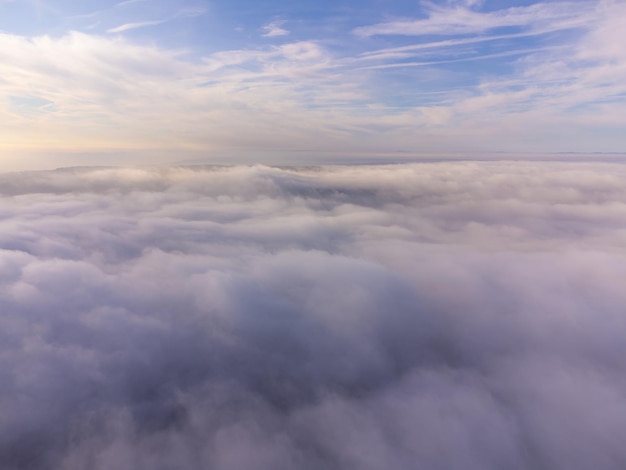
[0,0,625,169]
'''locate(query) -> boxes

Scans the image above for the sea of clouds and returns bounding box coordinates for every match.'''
[1,161,626,469]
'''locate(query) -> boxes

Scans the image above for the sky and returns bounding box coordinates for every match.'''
[3,161,626,469]
[0,0,625,169]
[4,2,626,467]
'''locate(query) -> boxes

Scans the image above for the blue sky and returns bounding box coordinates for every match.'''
[0,0,625,169]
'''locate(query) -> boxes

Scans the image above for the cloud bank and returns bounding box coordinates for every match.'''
[2,162,626,469]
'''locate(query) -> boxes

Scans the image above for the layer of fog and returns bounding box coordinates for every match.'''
[1,162,626,469]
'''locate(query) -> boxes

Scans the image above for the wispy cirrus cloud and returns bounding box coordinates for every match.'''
[107,6,205,34]
[353,1,595,37]
[107,19,165,33]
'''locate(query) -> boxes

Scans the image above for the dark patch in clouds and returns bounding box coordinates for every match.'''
[1,162,626,469]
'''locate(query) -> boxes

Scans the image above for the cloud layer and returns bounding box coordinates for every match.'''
[1,162,626,469]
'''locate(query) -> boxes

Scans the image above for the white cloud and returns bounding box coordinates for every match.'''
[261,20,290,37]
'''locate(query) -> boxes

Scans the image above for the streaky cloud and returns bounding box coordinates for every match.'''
[107,19,166,33]
[353,1,594,37]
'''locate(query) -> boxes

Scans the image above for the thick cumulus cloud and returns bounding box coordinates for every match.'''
[1,161,626,469]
